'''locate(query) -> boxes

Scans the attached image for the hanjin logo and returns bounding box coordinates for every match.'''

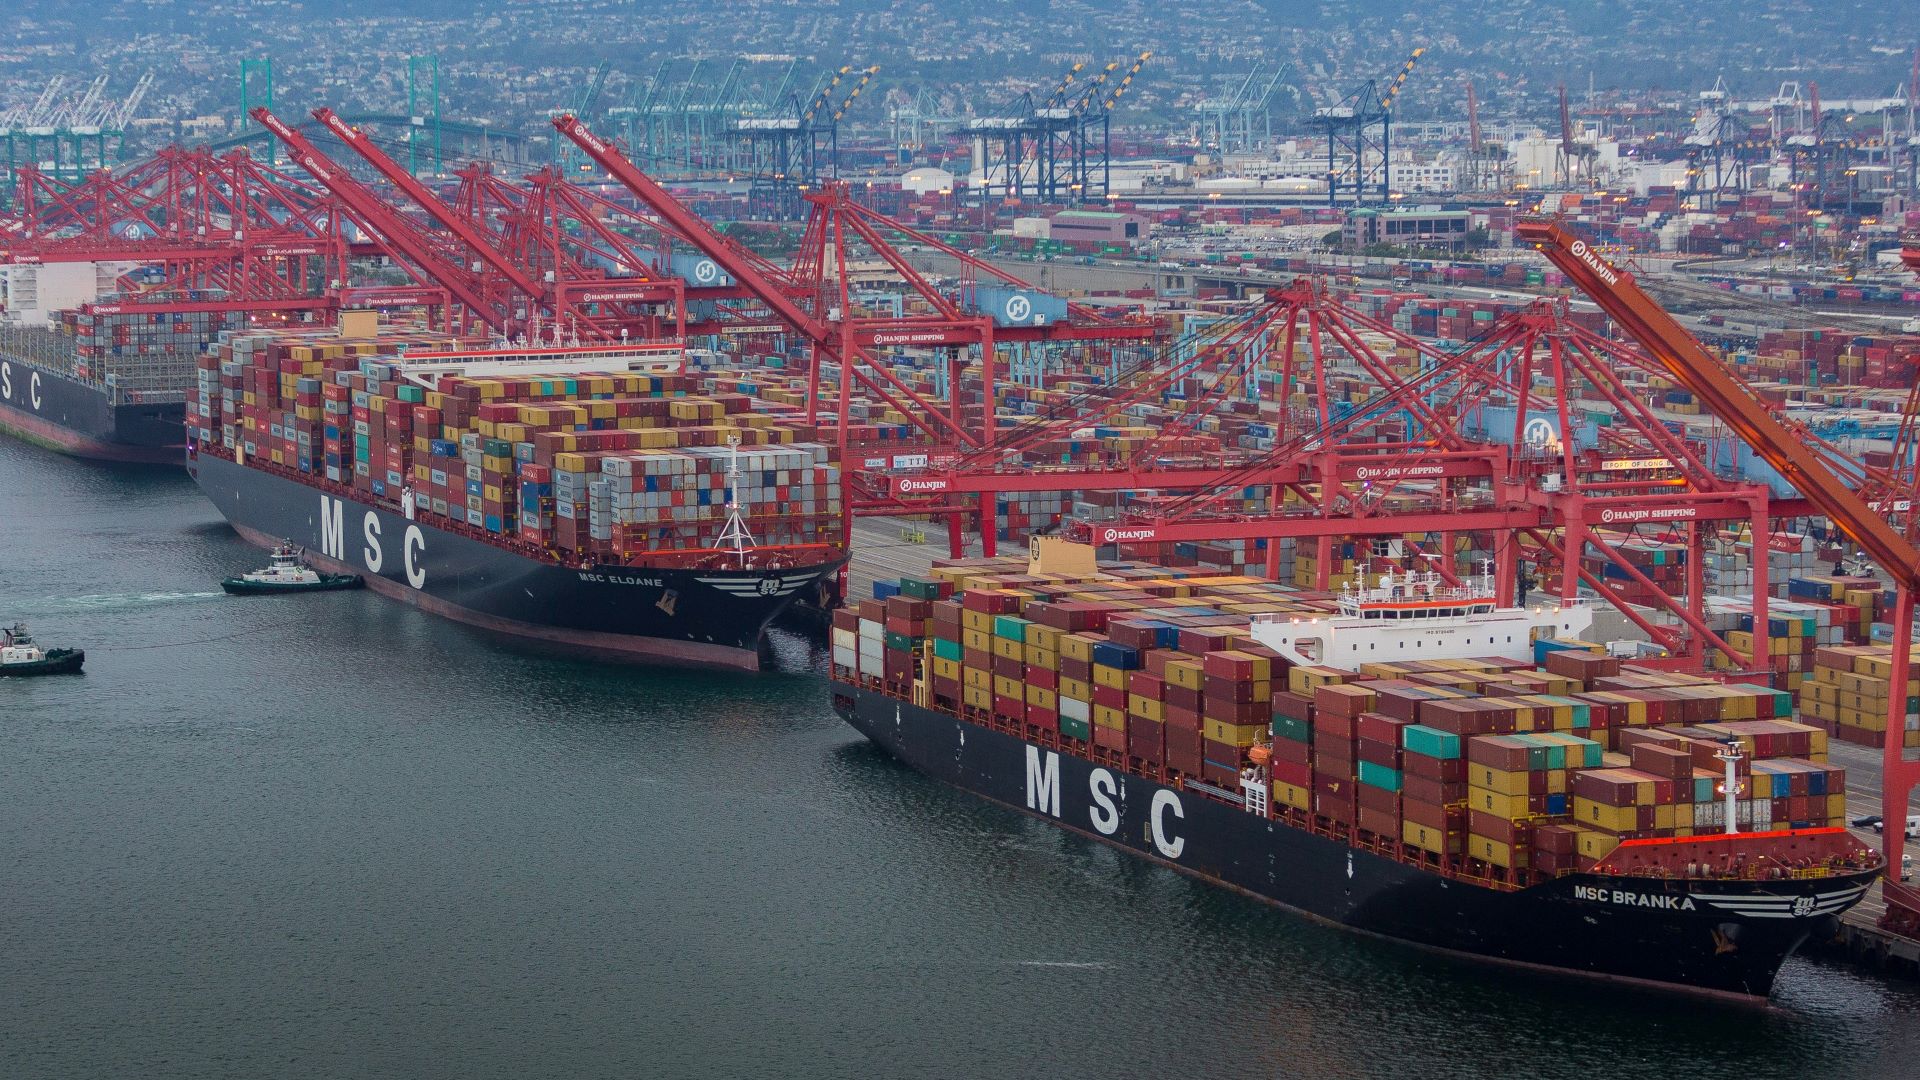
[691,259,720,284]
[1566,238,1621,286]
[1354,464,1445,481]
[1598,506,1697,524]
[1004,294,1033,323]
[895,477,952,494]
[1099,526,1159,543]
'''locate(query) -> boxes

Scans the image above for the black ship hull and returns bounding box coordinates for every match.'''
[189,450,844,669]
[0,357,184,464]
[835,689,1877,1000]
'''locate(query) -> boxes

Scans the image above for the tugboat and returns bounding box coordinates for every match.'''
[221,542,365,595]
[1,623,85,676]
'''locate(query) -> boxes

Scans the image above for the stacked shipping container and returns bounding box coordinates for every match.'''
[835,558,1851,881]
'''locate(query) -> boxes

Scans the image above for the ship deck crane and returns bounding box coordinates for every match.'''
[1518,215,1920,905]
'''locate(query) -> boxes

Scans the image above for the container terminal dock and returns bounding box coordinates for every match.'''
[3,109,1919,998]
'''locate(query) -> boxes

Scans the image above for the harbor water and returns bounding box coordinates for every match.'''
[4,436,1919,1080]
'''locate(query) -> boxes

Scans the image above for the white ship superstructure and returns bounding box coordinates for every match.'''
[1249,565,1593,667]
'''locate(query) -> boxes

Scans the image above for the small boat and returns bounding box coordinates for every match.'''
[1,623,84,676]
[222,541,364,595]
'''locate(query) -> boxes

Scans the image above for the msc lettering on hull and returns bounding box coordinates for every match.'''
[0,361,44,410]
[317,494,426,589]
[1572,884,1696,911]
[1024,746,1184,859]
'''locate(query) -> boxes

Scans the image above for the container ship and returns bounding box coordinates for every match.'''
[184,327,847,668]
[831,544,1883,999]
[0,309,236,463]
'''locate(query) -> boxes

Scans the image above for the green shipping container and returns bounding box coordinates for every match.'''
[884,630,918,652]
[993,616,1029,642]
[901,578,943,600]
[1357,760,1403,792]
[1271,715,1313,744]
[932,637,963,662]
[1059,715,1093,742]
[1402,724,1461,759]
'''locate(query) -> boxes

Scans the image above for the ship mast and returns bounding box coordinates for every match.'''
[715,433,757,569]
[1714,738,1746,836]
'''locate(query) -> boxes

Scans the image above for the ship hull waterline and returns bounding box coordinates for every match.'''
[836,689,1875,1002]
[0,359,185,464]
[190,450,844,670]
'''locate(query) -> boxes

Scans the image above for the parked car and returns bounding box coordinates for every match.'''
[1872,815,1920,839]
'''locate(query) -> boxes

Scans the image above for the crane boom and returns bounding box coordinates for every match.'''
[831,66,880,122]
[551,114,980,447]
[1042,62,1087,109]
[253,106,504,331]
[1520,219,1919,579]
[1379,48,1424,112]
[313,107,548,306]
[1100,51,1152,111]
[1520,215,1920,884]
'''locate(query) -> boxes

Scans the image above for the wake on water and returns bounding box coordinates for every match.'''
[35,591,225,612]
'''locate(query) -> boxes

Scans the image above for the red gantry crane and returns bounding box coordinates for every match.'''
[253,107,506,334]
[1519,216,1920,925]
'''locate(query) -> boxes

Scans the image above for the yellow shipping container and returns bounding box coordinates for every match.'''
[1093,705,1127,731]
[963,629,990,653]
[963,686,992,710]
[1575,830,1619,861]
[1024,645,1058,669]
[1469,835,1526,869]
[992,675,1023,700]
[961,610,992,633]
[962,668,990,690]
[1204,720,1265,747]
[992,638,1023,662]
[1470,766,1534,797]
[1274,781,1312,812]
[1059,678,1092,702]
[1026,686,1057,710]
[1060,633,1099,662]
[1165,660,1204,691]
[1468,787,1536,820]
[1573,798,1639,834]
[1128,694,1165,721]
[931,657,961,680]
[1092,664,1127,691]
[1403,821,1462,856]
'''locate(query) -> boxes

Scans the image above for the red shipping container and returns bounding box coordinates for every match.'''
[1403,774,1467,806]
[1356,804,1400,837]
[1165,724,1204,772]
[1356,783,1401,815]
[1269,736,1313,767]
[1270,759,1311,789]
[1356,737,1401,769]
[1128,718,1166,762]
[1356,712,1412,747]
